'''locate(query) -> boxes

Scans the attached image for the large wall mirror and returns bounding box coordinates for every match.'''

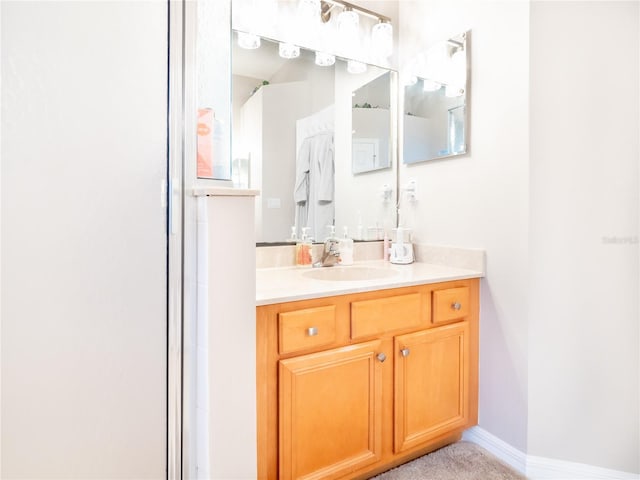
[403,31,469,164]
[232,31,398,244]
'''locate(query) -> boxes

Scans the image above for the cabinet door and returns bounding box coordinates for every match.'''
[279,340,384,480]
[394,322,470,453]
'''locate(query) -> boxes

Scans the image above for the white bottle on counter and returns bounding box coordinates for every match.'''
[339,226,354,266]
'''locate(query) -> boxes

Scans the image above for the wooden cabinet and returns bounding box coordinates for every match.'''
[279,340,383,480]
[256,279,479,480]
[394,322,470,453]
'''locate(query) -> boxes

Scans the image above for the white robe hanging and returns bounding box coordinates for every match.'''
[294,132,334,241]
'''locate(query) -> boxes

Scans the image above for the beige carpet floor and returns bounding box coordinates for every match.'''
[369,441,527,480]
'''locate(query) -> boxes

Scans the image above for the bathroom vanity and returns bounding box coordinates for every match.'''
[256,262,481,480]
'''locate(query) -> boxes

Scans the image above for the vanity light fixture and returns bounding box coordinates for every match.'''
[315,51,336,66]
[337,7,359,39]
[403,73,418,87]
[299,0,321,19]
[442,47,465,96]
[371,20,393,58]
[445,85,465,97]
[450,49,466,86]
[311,0,394,58]
[237,31,261,50]
[279,42,301,59]
[336,7,359,57]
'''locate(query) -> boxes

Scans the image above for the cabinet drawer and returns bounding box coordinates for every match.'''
[351,293,426,340]
[278,306,337,355]
[432,286,469,324]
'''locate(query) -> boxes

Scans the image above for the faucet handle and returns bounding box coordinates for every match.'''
[325,238,339,250]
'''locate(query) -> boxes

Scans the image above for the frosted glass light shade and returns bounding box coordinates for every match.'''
[402,73,418,86]
[298,0,320,18]
[237,32,260,49]
[337,9,359,47]
[279,43,300,59]
[315,51,335,66]
[450,49,466,87]
[371,22,393,58]
[338,9,359,30]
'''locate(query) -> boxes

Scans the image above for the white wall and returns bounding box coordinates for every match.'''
[262,83,308,241]
[529,1,639,473]
[398,0,531,452]
[196,194,257,480]
[400,0,640,475]
[1,2,167,478]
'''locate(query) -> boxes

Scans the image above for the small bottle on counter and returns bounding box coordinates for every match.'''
[324,225,337,242]
[339,226,354,266]
[296,228,313,267]
[286,226,298,243]
[383,230,390,262]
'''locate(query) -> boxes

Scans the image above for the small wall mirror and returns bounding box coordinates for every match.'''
[352,72,392,174]
[403,31,469,164]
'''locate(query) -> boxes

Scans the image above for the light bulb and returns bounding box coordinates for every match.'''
[337,9,359,36]
[371,21,393,58]
[402,72,417,86]
[315,51,335,67]
[237,32,260,50]
[279,42,300,59]
[337,8,359,53]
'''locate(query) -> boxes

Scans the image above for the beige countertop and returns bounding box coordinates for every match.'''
[256,260,483,306]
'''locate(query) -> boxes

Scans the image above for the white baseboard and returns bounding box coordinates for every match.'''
[462,426,528,474]
[463,427,640,480]
[526,454,640,480]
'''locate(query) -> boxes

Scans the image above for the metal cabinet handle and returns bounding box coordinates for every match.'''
[377,353,387,363]
[400,348,410,357]
[451,302,462,311]
[307,327,318,336]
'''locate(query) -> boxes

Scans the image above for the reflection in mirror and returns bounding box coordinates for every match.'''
[403,31,469,164]
[352,72,391,174]
[196,0,232,180]
[232,32,397,244]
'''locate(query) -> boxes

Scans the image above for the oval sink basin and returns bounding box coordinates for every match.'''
[302,266,398,282]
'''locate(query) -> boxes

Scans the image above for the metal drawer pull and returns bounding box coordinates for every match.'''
[452,302,462,310]
[377,353,387,363]
[307,327,318,336]
[400,348,410,357]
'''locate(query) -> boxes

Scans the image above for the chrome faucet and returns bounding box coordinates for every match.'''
[313,238,341,267]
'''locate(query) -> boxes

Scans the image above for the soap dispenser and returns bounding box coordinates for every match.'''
[286,226,298,243]
[325,225,337,242]
[339,226,354,266]
[296,228,313,267]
